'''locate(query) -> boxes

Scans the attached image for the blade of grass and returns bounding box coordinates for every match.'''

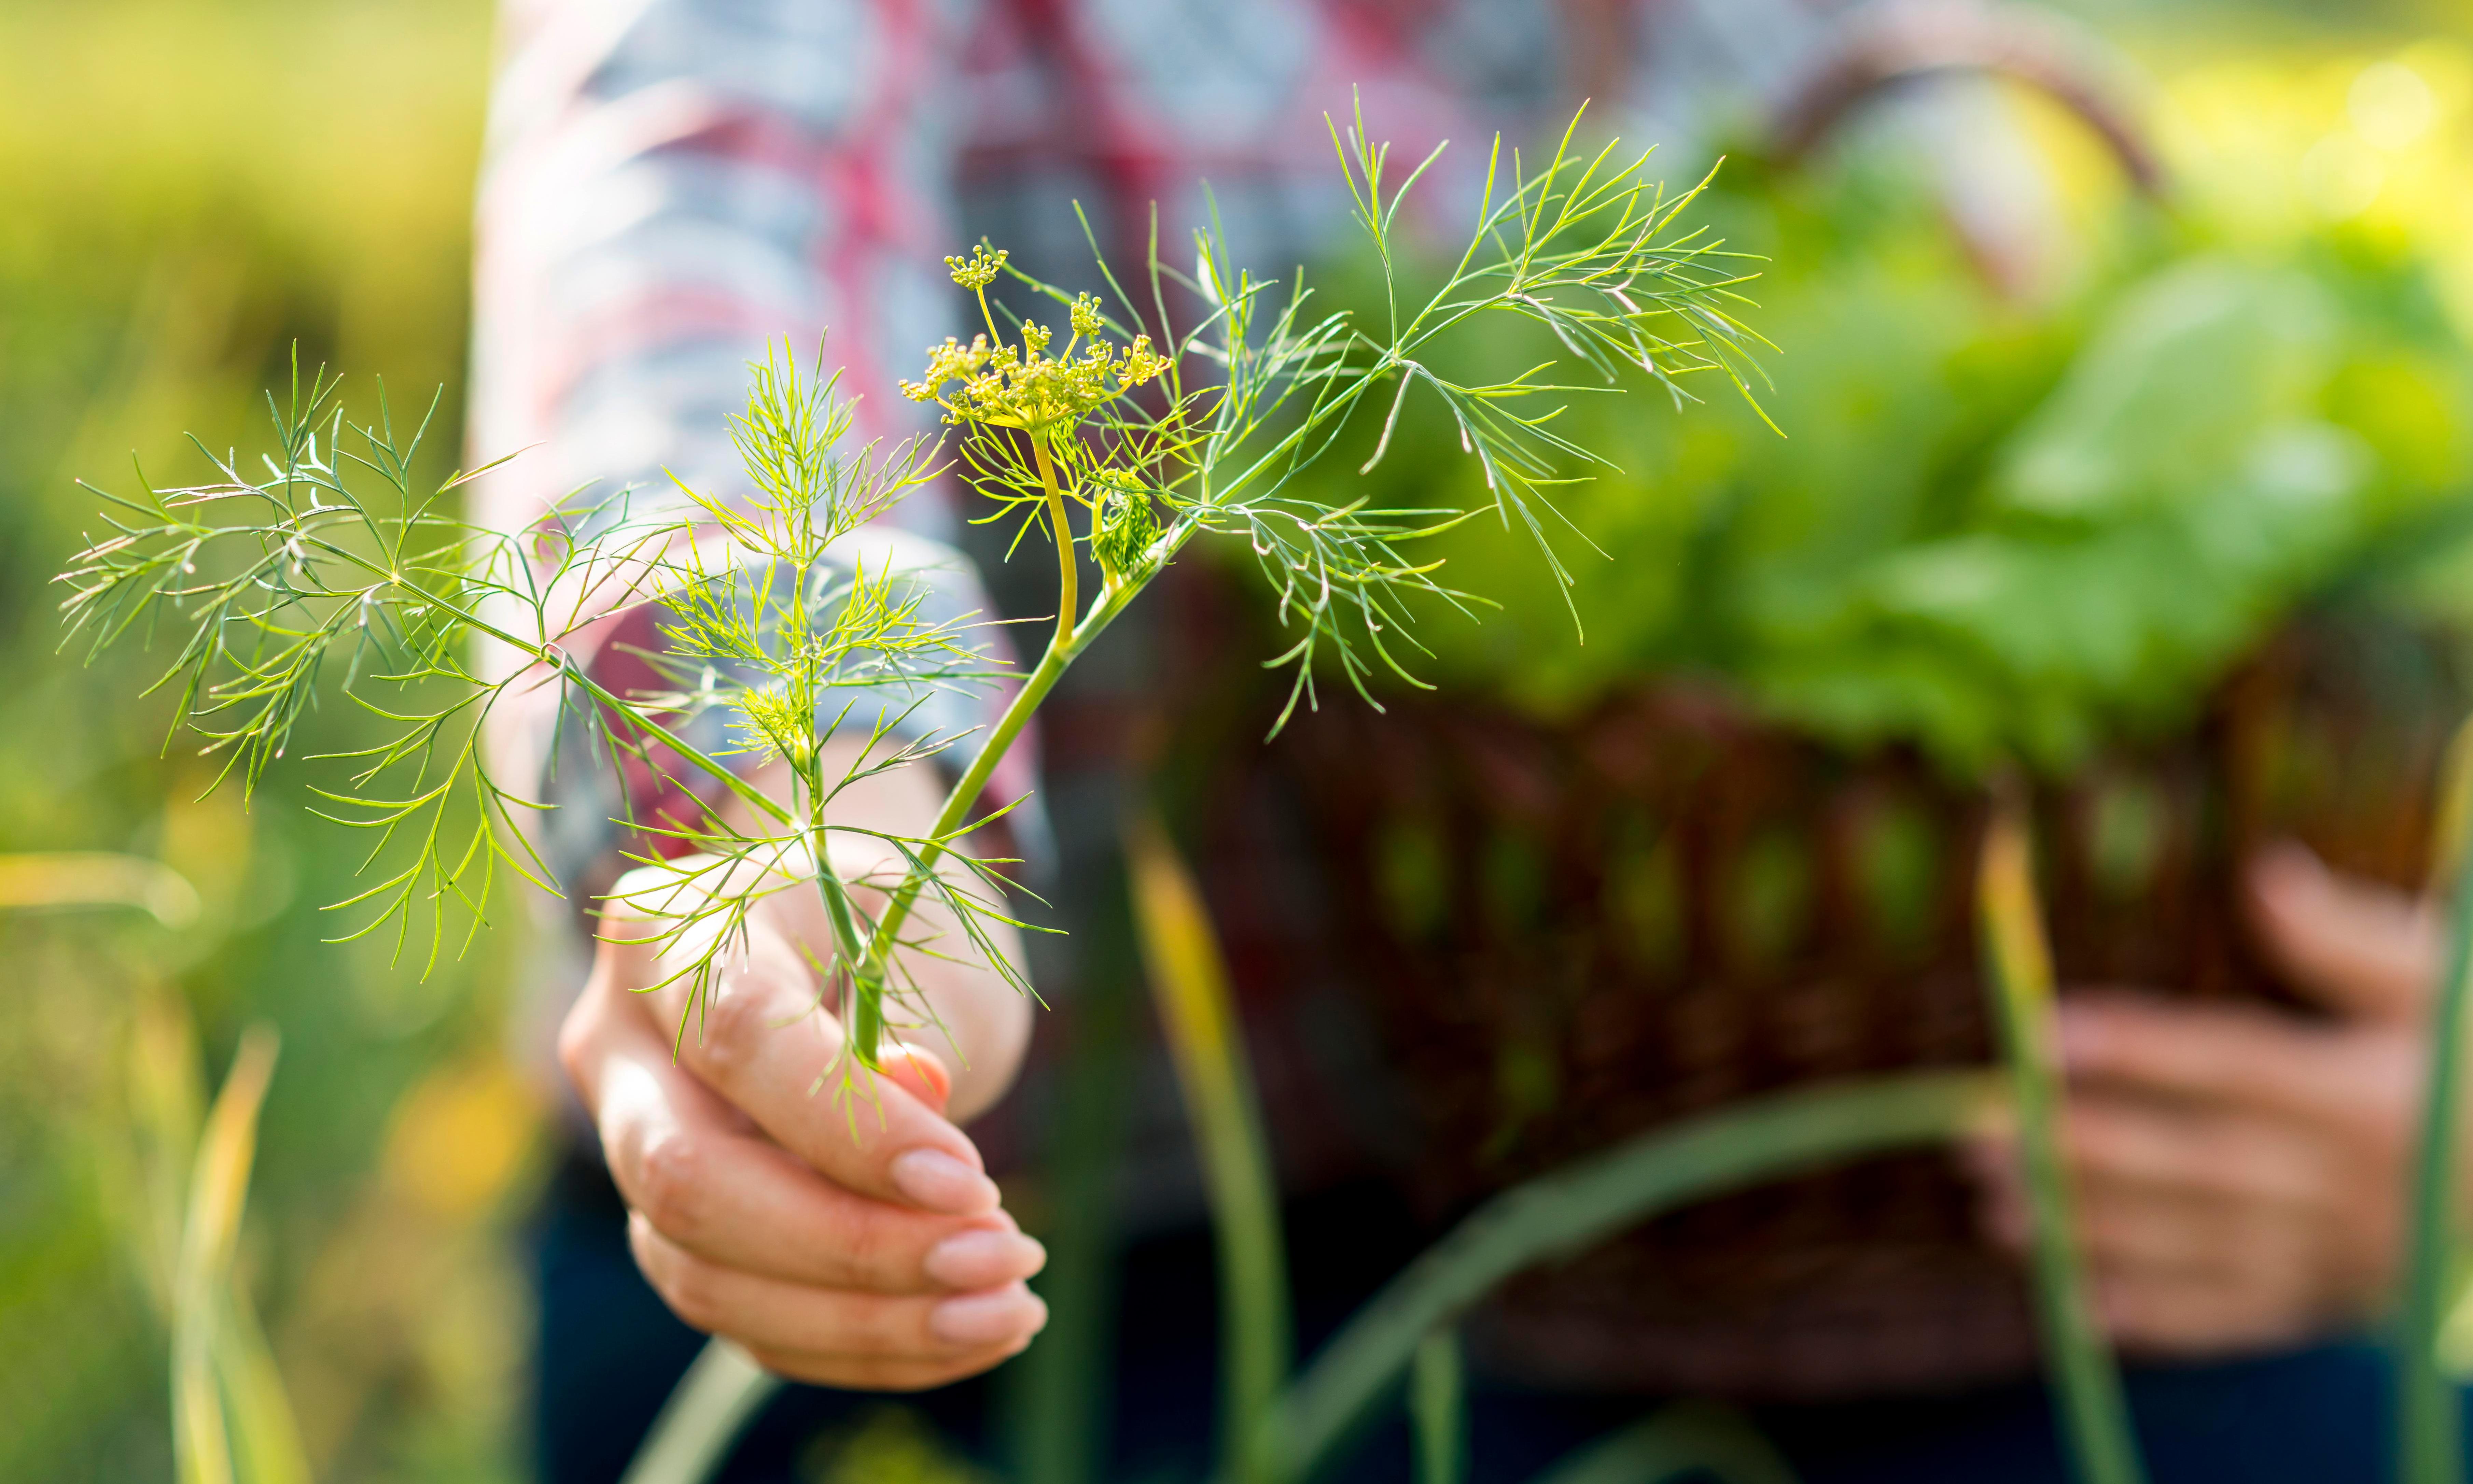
[1978,800,2146,1484]
[1265,1069,2002,1483]
[0,850,200,924]
[617,1339,782,1484]
[1523,1402,1798,1484]
[1126,810,1292,1484]
[173,1027,283,1484]
[1000,854,1140,1484]
[2400,719,2473,1484]
[216,1287,312,1484]
[1410,1330,1466,1484]
[128,987,208,1323]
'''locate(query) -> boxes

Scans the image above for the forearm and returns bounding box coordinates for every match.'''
[468,0,965,535]
[468,0,973,796]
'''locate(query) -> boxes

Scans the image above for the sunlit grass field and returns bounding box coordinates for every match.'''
[0,3,524,1480]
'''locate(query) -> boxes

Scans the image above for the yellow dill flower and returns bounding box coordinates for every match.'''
[945,245,1008,290]
[904,269,1170,435]
[898,335,994,403]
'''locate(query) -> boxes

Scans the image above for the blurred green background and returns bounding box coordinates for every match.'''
[5,2,2473,1482]
[0,2,530,1480]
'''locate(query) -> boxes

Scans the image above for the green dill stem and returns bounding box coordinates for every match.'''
[1029,436,1078,653]
[2399,740,2473,1484]
[835,415,1119,1069]
[553,659,795,830]
[842,574,1141,1067]
[1979,806,2147,1484]
[802,764,881,1059]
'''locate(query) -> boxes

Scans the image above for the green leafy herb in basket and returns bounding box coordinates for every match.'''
[1331,140,2473,773]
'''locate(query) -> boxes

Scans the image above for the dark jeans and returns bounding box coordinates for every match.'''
[533,1148,2441,1484]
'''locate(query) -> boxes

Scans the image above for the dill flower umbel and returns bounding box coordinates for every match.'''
[898,316,1167,434]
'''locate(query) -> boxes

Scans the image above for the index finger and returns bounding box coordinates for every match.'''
[2245,843,2436,1025]
[2056,992,2400,1128]
[596,874,1000,1217]
[579,1004,1035,1292]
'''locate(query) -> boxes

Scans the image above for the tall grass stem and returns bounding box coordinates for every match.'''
[615,1340,781,1484]
[1977,803,2147,1484]
[1266,1071,1999,1482]
[2399,723,2473,1484]
[1410,1330,1466,1484]
[999,890,1137,1484]
[172,1027,303,1484]
[1523,1403,1798,1484]
[1126,812,1293,1484]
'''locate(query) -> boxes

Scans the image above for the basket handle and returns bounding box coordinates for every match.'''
[1767,0,2166,293]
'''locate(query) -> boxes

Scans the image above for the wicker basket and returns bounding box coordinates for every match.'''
[1168,609,2460,1398]
[1118,7,2456,1400]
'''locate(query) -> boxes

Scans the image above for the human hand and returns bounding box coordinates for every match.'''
[558,751,1045,1389]
[1966,842,2441,1356]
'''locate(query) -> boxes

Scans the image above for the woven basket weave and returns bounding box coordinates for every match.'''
[1175,611,2460,1398]
[1133,8,2445,1398]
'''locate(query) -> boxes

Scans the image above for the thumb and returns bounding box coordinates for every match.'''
[2245,841,2439,1026]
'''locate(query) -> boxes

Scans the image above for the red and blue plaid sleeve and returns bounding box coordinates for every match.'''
[467,0,1034,902]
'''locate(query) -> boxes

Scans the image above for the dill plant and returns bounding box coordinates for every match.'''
[56,105,1762,1087]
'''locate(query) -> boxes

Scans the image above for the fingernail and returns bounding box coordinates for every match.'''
[930,1283,1049,1346]
[886,1042,953,1111]
[890,1148,999,1214]
[924,1229,1048,1289]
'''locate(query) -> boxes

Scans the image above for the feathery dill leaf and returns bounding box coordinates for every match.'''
[58,107,1761,1077]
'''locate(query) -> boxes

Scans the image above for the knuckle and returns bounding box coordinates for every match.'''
[835,1202,904,1286]
[826,1292,914,1356]
[633,1130,712,1242]
[2233,1146,2304,1199]
[686,975,776,1079]
[627,1218,718,1333]
[661,1274,723,1335]
[605,863,669,908]
[2063,1111,2129,1169]
[652,1257,723,1334]
[556,990,607,1091]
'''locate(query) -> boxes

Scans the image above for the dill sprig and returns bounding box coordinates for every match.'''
[57,105,1762,1078]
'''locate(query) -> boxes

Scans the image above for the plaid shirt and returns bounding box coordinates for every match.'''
[466,0,1850,891]
[470,0,1878,1214]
